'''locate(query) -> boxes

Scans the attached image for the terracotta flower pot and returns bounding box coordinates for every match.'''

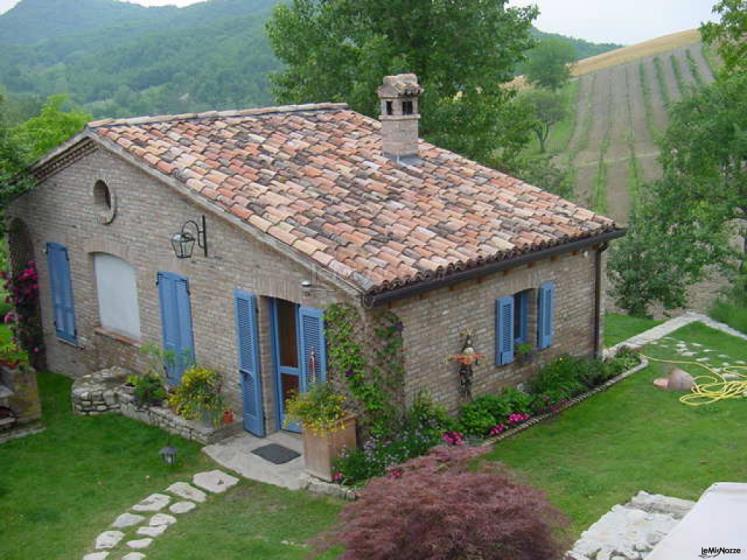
[302,415,357,482]
[222,409,235,425]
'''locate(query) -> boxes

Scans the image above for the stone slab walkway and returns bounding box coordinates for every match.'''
[567,491,696,560]
[83,469,238,560]
[203,431,305,490]
[606,312,747,359]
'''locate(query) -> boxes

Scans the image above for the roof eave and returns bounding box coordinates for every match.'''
[362,228,626,307]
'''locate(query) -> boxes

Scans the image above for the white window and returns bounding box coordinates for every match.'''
[94,254,141,339]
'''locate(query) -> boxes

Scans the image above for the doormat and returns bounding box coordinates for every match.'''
[251,443,301,465]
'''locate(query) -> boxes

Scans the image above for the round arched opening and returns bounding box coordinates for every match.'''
[93,180,116,224]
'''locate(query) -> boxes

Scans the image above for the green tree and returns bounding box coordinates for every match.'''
[610,68,747,315]
[0,94,35,216]
[524,38,576,91]
[701,0,746,75]
[266,0,538,167]
[510,155,574,200]
[521,89,566,153]
[11,94,90,163]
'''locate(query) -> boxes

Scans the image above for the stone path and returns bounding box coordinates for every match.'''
[606,311,747,359]
[567,491,696,560]
[83,469,238,560]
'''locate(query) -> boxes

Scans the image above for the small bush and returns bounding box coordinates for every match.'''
[129,373,166,406]
[285,382,348,434]
[528,355,589,399]
[168,366,225,426]
[334,392,450,485]
[458,388,536,436]
[325,445,569,560]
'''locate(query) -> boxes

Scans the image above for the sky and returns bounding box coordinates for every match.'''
[0,0,717,45]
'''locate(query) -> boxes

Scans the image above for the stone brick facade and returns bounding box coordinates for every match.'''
[391,251,603,413]
[8,142,605,433]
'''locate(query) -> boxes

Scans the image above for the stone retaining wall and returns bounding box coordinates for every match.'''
[71,367,241,445]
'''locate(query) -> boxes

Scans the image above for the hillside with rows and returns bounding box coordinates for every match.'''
[541,31,718,225]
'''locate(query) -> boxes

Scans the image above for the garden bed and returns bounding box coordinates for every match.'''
[71,367,241,445]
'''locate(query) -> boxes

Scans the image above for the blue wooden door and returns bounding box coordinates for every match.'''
[234,290,265,437]
[271,300,327,432]
[46,242,77,343]
[157,272,195,384]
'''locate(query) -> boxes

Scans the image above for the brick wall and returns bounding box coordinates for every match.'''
[390,251,602,413]
[7,146,350,429]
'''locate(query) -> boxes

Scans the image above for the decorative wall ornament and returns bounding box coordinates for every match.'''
[449,331,483,400]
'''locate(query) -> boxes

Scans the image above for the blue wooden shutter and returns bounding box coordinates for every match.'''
[495,296,514,365]
[46,242,77,342]
[299,306,327,388]
[537,282,556,349]
[157,272,195,384]
[234,290,264,437]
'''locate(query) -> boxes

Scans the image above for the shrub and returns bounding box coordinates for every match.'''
[284,382,348,434]
[528,355,589,399]
[128,373,166,407]
[168,366,225,426]
[458,388,536,436]
[334,392,451,485]
[325,445,569,560]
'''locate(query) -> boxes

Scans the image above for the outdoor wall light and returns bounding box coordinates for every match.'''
[171,216,208,259]
[159,444,178,466]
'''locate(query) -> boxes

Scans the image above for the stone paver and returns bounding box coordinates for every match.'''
[166,481,207,503]
[149,513,177,527]
[137,524,168,537]
[606,312,747,359]
[122,554,146,560]
[192,470,239,494]
[126,538,153,550]
[170,500,196,514]
[95,531,124,550]
[112,513,145,529]
[83,553,109,560]
[132,493,170,512]
[568,491,695,560]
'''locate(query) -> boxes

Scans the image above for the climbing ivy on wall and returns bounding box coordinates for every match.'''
[325,303,405,438]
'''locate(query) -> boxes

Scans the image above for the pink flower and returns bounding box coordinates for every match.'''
[489,423,507,436]
[442,431,465,446]
[387,468,403,480]
[332,471,344,483]
[507,412,530,425]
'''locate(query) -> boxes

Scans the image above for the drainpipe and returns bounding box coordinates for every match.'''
[593,242,610,359]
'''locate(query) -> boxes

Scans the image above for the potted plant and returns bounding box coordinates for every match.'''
[285,382,357,481]
[168,366,225,427]
[515,342,536,366]
[222,408,236,425]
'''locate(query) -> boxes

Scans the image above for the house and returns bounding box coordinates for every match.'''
[6,74,623,437]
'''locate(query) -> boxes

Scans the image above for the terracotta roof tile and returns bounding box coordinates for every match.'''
[91,104,618,295]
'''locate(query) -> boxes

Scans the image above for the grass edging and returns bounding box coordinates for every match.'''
[480,356,649,448]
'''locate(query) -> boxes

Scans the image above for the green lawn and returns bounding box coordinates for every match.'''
[604,312,663,347]
[486,322,747,535]
[149,481,342,559]
[0,371,341,559]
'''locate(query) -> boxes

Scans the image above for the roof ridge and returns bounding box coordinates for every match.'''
[88,102,350,128]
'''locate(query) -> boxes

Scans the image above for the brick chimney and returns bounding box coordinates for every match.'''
[377,74,423,160]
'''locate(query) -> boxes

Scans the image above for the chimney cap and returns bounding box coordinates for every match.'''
[377,74,423,98]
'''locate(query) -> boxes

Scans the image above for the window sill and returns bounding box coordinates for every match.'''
[94,327,142,348]
[56,337,81,349]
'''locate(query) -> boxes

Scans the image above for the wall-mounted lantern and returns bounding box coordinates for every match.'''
[171,216,208,259]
